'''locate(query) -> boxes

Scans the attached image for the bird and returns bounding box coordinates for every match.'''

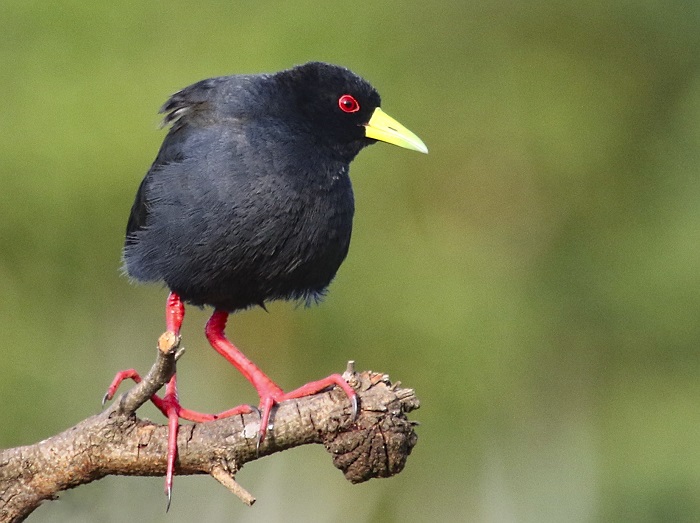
[103,61,427,505]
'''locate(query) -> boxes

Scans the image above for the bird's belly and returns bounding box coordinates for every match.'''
[167,191,354,311]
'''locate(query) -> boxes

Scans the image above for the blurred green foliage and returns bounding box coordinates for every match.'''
[2,1,700,521]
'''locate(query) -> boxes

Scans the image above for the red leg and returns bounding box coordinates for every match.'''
[162,290,187,505]
[104,292,186,504]
[103,293,254,507]
[165,291,185,334]
[205,310,358,445]
[102,293,187,411]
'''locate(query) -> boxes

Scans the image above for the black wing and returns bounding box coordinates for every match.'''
[125,78,224,243]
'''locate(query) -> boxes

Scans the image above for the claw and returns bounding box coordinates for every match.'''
[350,393,359,420]
[164,392,180,509]
[255,397,276,452]
[102,369,143,407]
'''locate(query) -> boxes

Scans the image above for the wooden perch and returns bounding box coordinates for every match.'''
[0,331,420,523]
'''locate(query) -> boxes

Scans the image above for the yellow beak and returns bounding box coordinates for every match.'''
[364,108,428,154]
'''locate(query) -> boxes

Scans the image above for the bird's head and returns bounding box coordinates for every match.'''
[273,62,428,160]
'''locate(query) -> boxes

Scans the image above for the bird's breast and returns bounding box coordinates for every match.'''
[200,158,355,304]
[269,162,355,269]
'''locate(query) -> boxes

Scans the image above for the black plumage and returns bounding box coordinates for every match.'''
[123,62,386,311]
[108,62,426,503]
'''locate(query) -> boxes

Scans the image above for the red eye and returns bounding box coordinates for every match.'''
[338,94,360,113]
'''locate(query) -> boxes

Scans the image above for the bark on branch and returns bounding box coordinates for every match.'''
[0,332,420,523]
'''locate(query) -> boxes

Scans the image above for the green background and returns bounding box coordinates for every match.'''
[2,1,700,521]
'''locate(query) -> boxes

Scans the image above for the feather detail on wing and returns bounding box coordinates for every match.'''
[159,78,223,129]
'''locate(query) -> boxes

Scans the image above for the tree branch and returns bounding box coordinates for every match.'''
[0,332,420,523]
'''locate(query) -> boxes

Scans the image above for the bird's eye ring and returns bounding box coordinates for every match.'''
[338,94,360,113]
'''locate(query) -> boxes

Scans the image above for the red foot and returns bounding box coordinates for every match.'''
[104,293,358,508]
[102,368,141,405]
[257,374,358,443]
[103,293,254,507]
[104,369,253,506]
[205,310,358,445]
[156,375,252,506]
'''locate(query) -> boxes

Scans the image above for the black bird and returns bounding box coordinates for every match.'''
[105,61,427,503]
